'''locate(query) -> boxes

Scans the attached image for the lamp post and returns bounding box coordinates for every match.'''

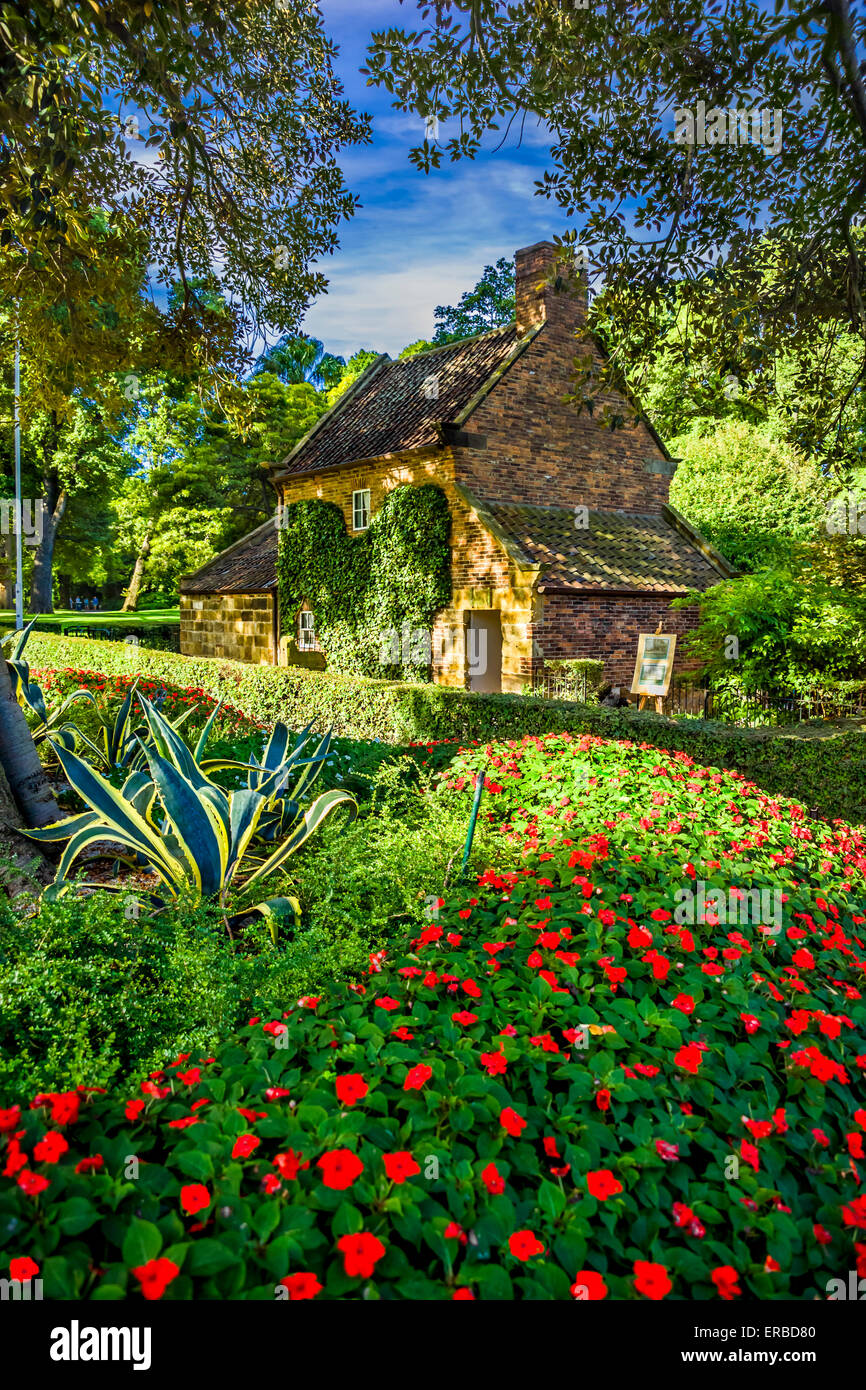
[13,332,23,630]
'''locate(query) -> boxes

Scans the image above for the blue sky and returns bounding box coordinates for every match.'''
[301,0,559,359]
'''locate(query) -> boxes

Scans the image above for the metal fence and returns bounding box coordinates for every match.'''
[530,674,866,728]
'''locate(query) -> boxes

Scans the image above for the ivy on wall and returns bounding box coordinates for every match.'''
[276,484,452,679]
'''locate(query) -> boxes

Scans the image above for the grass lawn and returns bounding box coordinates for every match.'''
[0,607,179,632]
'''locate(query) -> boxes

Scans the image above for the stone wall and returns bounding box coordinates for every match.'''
[180,591,275,664]
[275,451,537,691]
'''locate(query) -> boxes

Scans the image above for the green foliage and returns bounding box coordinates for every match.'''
[253,334,346,389]
[669,422,829,571]
[0,740,489,1100]
[26,699,357,930]
[432,257,516,342]
[23,632,866,824]
[2,733,865,1299]
[115,372,326,601]
[276,485,452,679]
[1,1,372,405]
[674,568,866,692]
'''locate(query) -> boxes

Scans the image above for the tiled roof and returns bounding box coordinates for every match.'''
[180,519,277,594]
[473,500,729,592]
[276,324,524,477]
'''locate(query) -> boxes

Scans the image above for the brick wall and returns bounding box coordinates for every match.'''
[534,590,702,687]
[180,592,275,664]
[458,242,672,512]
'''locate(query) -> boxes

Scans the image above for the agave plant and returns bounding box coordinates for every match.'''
[202,719,335,843]
[64,678,200,775]
[2,618,95,745]
[24,697,357,937]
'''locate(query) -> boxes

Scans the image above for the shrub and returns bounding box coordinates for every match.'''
[2,734,865,1300]
[0,747,492,1100]
[25,634,866,824]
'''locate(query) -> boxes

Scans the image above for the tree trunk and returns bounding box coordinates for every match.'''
[29,473,67,615]
[58,571,71,610]
[0,529,14,610]
[122,520,153,612]
[0,651,61,828]
[0,760,53,897]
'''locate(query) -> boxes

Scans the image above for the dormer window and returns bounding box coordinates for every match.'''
[298,609,316,651]
[352,489,371,531]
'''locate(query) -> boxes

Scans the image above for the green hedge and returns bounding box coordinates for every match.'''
[25,631,866,824]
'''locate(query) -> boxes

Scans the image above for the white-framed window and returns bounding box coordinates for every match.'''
[298,610,316,651]
[352,488,371,531]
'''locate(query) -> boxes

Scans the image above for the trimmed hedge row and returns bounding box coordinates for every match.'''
[24,631,866,824]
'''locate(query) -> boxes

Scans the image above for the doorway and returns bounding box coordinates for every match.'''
[466,610,502,693]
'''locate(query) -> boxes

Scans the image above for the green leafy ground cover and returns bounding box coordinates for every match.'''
[2,706,865,1301]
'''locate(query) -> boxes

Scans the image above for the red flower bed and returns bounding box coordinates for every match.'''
[2,730,864,1299]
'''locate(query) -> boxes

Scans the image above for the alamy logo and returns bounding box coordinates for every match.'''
[0,497,44,545]
[826,1271,866,1300]
[825,493,866,536]
[0,1276,43,1300]
[674,882,782,932]
[50,1321,152,1371]
[673,101,783,155]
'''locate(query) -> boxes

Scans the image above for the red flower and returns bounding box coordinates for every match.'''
[596,1088,611,1112]
[33,1131,68,1164]
[17,1170,50,1197]
[180,1184,211,1216]
[318,1149,364,1190]
[842,1195,866,1228]
[131,1257,180,1301]
[675,1042,704,1074]
[232,1134,260,1159]
[279,1272,322,1300]
[125,1099,145,1122]
[452,1287,475,1299]
[0,1106,21,1133]
[587,1169,623,1201]
[712,1266,742,1300]
[383,1152,420,1184]
[634,1260,672,1300]
[444,1221,467,1243]
[655,1139,679,1162]
[74,1155,104,1174]
[481,1161,505,1194]
[335,1074,369,1107]
[480,1050,507,1076]
[451,1010,478,1026]
[404,1064,432,1091]
[274,1149,309,1180]
[500,1106,527,1137]
[337,1232,386,1279]
[49,1092,80,1126]
[671,993,695,1015]
[508,1229,544,1261]
[375,996,400,1011]
[571,1269,608,1300]
[9,1256,39,1282]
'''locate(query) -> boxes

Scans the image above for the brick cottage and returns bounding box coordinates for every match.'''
[180,242,733,693]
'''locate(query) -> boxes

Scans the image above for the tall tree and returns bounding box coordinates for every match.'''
[432,256,515,341]
[253,334,346,389]
[0,0,370,825]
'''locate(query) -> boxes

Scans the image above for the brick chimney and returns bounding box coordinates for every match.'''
[514,240,587,335]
